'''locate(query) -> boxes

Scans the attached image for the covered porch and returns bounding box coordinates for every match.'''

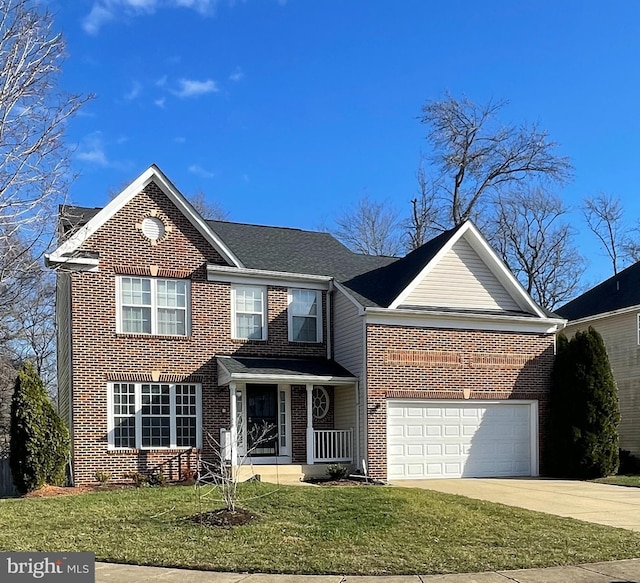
[217,356,359,468]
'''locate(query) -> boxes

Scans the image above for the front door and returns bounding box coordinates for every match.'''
[246,384,278,456]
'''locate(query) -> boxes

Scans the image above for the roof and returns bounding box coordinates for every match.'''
[557,262,640,321]
[216,356,356,385]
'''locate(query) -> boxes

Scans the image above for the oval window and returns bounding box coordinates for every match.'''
[312,385,329,420]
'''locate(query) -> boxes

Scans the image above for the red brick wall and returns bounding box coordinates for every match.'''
[365,324,555,480]
[68,181,327,484]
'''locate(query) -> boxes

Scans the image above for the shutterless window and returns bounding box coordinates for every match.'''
[109,383,201,450]
[232,285,266,340]
[118,277,189,336]
[289,289,322,342]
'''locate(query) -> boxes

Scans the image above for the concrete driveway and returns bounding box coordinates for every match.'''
[394,478,640,531]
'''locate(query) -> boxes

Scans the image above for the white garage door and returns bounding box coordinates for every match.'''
[387,400,536,480]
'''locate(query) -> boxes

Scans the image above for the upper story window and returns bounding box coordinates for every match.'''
[288,289,322,343]
[232,285,267,340]
[117,276,190,336]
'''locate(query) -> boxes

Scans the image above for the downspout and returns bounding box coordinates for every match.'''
[326,279,334,359]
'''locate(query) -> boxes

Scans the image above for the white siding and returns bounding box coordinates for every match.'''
[333,289,366,469]
[334,386,356,431]
[56,273,72,433]
[404,237,521,312]
[565,312,640,456]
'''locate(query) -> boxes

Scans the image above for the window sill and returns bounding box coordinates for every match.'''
[231,338,267,344]
[116,333,192,341]
[107,447,200,454]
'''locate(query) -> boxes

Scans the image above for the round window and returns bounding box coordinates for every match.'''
[141,216,165,241]
[312,385,329,420]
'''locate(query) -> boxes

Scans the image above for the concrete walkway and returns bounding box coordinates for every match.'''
[392,478,640,531]
[96,559,640,582]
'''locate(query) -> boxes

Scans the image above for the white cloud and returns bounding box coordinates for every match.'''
[82,0,220,34]
[77,133,110,166]
[188,164,215,178]
[155,75,168,87]
[173,78,218,98]
[154,97,166,108]
[229,66,244,82]
[124,81,142,100]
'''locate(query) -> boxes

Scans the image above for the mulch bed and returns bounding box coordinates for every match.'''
[304,477,385,486]
[190,507,258,528]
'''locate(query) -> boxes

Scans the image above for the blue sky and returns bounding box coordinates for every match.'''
[51,0,640,289]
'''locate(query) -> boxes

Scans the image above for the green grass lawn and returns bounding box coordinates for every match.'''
[593,475,640,487]
[2,483,640,575]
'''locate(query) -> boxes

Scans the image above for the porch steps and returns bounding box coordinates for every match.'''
[236,464,350,485]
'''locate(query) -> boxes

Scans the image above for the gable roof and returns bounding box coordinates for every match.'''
[557,262,640,321]
[49,165,555,322]
[46,165,243,269]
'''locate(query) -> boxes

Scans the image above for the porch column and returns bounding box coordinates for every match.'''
[306,383,314,464]
[229,382,238,467]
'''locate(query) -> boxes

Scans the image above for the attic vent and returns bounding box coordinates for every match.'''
[141,216,165,241]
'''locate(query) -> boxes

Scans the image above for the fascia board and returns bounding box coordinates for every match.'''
[562,304,640,327]
[223,373,356,385]
[207,265,331,289]
[333,281,366,315]
[49,165,243,268]
[365,307,566,334]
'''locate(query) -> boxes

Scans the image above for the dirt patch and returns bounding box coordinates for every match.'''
[23,483,138,498]
[190,507,258,529]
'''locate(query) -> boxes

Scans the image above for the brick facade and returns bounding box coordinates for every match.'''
[365,324,555,480]
[67,182,329,484]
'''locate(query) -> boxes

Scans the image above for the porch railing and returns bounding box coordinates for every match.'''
[313,429,353,462]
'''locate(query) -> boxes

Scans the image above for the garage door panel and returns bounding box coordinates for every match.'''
[387,401,534,480]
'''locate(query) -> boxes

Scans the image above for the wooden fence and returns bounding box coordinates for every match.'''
[0,458,17,497]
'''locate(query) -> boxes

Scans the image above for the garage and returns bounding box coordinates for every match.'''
[387,400,537,480]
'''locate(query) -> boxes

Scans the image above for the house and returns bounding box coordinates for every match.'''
[45,165,564,485]
[557,263,640,458]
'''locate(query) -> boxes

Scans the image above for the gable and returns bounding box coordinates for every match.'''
[401,237,521,312]
[46,165,241,270]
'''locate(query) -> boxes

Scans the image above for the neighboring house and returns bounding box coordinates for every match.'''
[557,263,640,458]
[46,165,564,485]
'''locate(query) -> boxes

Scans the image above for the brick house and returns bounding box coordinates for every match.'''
[46,165,564,485]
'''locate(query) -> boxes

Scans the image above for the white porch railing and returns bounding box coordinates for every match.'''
[313,429,353,462]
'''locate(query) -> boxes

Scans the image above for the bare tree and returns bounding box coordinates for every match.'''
[405,164,441,251]
[419,93,572,227]
[491,187,584,310]
[583,193,630,275]
[332,194,402,256]
[0,0,90,298]
[188,190,229,220]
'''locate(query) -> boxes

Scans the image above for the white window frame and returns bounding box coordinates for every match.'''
[288,288,323,343]
[231,285,267,340]
[637,313,640,345]
[116,276,191,336]
[107,382,202,450]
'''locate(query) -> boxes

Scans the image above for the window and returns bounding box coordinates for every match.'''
[288,289,322,342]
[117,277,190,336]
[312,385,330,420]
[232,285,266,340]
[108,383,201,449]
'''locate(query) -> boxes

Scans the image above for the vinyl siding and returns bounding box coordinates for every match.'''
[56,273,72,433]
[333,386,356,431]
[403,237,521,311]
[333,288,365,469]
[564,311,640,456]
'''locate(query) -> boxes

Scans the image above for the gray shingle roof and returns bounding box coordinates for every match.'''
[557,262,640,321]
[59,206,458,308]
[217,356,356,379]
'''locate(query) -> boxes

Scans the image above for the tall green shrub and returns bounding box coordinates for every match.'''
[9,362,69,493]
[547,327,620,478]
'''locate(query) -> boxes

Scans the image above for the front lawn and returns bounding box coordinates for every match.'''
[593,475,640,487]
[2,483,640,575]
